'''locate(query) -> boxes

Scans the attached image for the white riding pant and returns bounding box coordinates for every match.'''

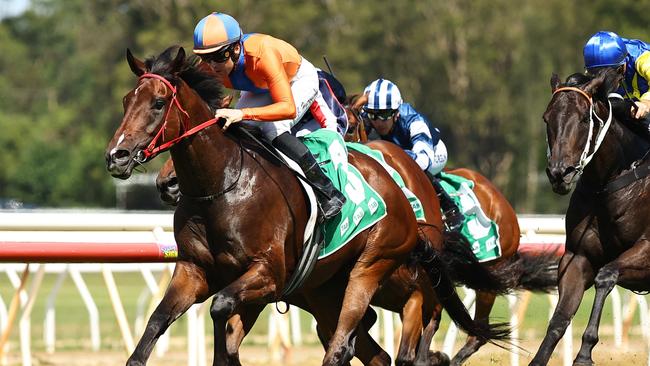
[237,57,338,140]
[427,140,448,176]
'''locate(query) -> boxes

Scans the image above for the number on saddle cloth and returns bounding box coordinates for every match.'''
[299,130,386,259]
[438,172,502,262]
[346,142,426,221]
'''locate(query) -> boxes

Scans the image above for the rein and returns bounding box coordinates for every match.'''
[134,73,221,162]
[136,72,244,202]
[552,87,614,180]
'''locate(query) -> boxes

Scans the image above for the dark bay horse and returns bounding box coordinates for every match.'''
[105,46,507,366]
[532,67,650,366]
[344,97,558,365]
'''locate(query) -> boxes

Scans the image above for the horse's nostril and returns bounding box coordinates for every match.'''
[111,149,131,164]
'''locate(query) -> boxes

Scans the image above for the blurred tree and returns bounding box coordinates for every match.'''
[0,0,647,212]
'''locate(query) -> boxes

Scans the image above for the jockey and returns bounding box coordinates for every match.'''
[192,12,345,219]
[352,78,464,231]
[584,31,650,119]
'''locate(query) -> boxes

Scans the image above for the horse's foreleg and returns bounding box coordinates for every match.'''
[127,262,209,366]
[450,291,496,366]
[210,263,276,366]
[529,252,595,366]
[322,259,396,366]
[224,305,266,366]
[574,241,650,366]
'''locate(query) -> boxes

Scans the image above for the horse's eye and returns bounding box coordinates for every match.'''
[153,99,166,110]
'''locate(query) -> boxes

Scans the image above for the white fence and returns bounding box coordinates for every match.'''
[0,211,648,366]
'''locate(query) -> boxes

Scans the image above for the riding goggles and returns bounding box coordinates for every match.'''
[364,108,397,121]
[200,44,235,64]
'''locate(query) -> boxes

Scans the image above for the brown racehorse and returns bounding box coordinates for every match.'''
[156,99,555,366]
[105,46,508,366]
[344,95,558,365]
[532,68,650,365]
[158,153,474,366]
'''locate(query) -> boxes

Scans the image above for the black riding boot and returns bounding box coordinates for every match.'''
[427,172,465,232]
[272,132,346,220]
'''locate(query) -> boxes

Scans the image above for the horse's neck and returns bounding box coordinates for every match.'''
[171,82,240,197]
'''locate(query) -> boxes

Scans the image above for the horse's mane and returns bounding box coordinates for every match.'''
[145,46,224,112]
[146,46,264,139]
[564,72,592,87]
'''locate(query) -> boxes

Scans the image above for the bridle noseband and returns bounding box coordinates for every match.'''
[551,86,614,180]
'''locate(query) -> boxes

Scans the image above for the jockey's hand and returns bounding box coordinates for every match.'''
[216,109,244,130]
[633,100,650,119]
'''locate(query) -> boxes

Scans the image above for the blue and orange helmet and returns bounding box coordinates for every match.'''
[193,12,242,55]
[583,31,627,69]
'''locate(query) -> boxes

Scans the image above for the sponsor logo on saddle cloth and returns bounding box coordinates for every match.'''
[300,130,387,259]
[345,142,426,221]
[438,172,502,262]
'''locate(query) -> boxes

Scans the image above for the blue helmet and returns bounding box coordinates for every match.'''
[364,79,402,110]
[583,31,627,69]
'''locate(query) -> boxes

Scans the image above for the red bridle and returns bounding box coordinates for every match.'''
[135,73,221,162]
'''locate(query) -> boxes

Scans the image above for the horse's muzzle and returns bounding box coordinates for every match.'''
[546,163,579,195]
[157,177,180,206]
[106,148,134,179]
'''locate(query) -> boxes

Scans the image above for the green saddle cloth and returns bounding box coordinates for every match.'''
[300,130,387,259]
[345,142,425,221]
[438,172,501,262]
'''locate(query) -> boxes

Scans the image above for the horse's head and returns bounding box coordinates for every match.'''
[543,68,624,194]
[105,47,190,178]
[343,94,368,143]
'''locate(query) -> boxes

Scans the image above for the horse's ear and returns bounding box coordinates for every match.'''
[550,73,561,92]
[170,47,186,74]
[584,68,621,100]
[584,72,605,96]
[126,48,145,77]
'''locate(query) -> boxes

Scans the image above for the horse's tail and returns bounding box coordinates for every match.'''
[415,237,511,343]
[437,230,511,294]
[491,251,560,293]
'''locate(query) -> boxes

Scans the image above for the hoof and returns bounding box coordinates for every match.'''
[429,351,450,366]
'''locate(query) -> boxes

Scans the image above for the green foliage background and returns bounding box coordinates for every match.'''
[1,0,649,212]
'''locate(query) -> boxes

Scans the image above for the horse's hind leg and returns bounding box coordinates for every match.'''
[529,252,595,366]
[307,285,390,366]
[321,257,399,366]
[450,291,496,366]
[127,262,209,366]
[574,241,650,366]
[414,304,443,366]
[395,291,425,366]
